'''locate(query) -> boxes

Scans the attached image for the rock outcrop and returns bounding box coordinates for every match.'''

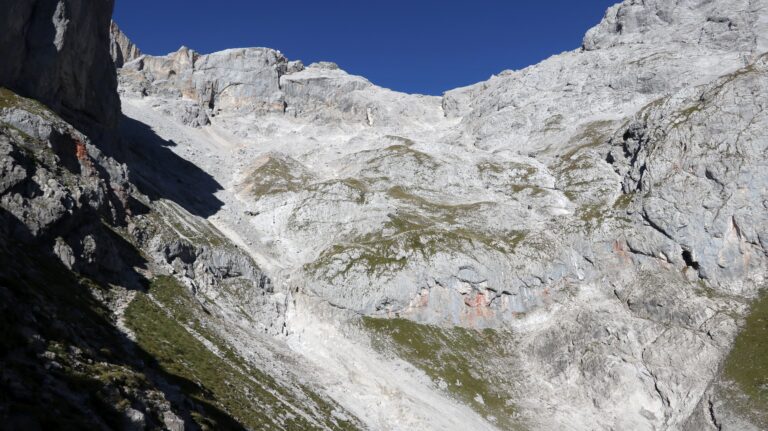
[1,4,365,430]
[110,20,142,68]
[115,35,444,129]
[582,0,768,52]
[2,0,768,429]
[0,0,130,281]
[113,0,768,429]
[607,57,768,291]
[118,46,303,126]
[0,0,120,132]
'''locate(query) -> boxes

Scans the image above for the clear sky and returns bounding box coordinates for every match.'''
[113,1,618,95]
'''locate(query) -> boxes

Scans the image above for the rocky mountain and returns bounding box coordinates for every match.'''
[0,0,120,136]
[1,0,767,430]
[110,21,142,69]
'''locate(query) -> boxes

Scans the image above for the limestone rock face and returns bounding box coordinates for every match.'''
[117,0,768,320]
[582,0,768,51]
[280,63,445,128]
[0,9,359,430]
[116,40,446,130]
[0,0,119,132]
[110,21,141,68]
[118,46,304,126]
[113,0,768,429]
[1,0,767,429]
[607,57,768,291]
[443,0,768,155]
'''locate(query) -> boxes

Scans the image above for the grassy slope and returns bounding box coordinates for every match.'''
[721,290,768,426]
[0,89,361,429]
[363,317,526,430]
[126,276,362,431]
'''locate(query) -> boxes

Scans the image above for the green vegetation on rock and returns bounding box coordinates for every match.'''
[577,203,609,225]
[306,177,368,205]
[307,207,526,281]
[560,120,614,161]
[724,290,768,412]
[613,192,636,210]
[126,276,361,431]
[673,102,705,126]
[241,156,313,198]
[0,240,194,429]
[148,200,230,248]
[509,184,548,196]
[478,161,538,180]
[0,87,57,118]
[363,317,524,430]
[477,161,550,198]
[370,144,435,166]
[386,186,489,224]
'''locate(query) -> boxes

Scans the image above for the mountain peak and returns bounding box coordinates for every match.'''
[583,0,768,52]
[110,21,142,68]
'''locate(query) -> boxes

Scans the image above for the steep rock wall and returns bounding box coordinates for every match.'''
[0,0,120,132]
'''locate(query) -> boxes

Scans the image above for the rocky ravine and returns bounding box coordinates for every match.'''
[1,1,767,430]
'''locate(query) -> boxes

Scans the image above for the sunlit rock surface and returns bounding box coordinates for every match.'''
[1,0,767,429]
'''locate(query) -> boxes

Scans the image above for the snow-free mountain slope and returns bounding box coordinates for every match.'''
[106,1,768,429]
[1,0,767,429]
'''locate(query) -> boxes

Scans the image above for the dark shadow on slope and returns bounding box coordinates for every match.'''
[0,207,247,431]
[108,114,225,218]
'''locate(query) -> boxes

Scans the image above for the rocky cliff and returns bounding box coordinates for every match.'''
[1,0,767,430]
[110,21,141,68]
[0,0,120,133]
[0,2,363,430]
[112,1,768,429]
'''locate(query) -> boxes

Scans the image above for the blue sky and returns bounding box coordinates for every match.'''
[114,1,618,95]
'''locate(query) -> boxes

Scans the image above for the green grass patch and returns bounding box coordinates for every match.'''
[306,178,368,205]
[558,154,597,177]
[578,204,607,224]
[509,184,547,196]
[560,120,614,161]
[0,87,56,118]
[241,156,312,198]
[671,102,705,128]
[307,210,526,281]
[366,144,438,169]
[386,186,489,223]
[573,202,627,231]
[126,276,361,430]
[363,317,524,430]
[477,161,547,198]
[613,193,636,210]
[724,290,768,408]
[478,161,537,180]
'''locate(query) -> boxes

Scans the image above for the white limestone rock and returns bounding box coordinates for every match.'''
[112,0,768,429]
[110,20,142,68]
